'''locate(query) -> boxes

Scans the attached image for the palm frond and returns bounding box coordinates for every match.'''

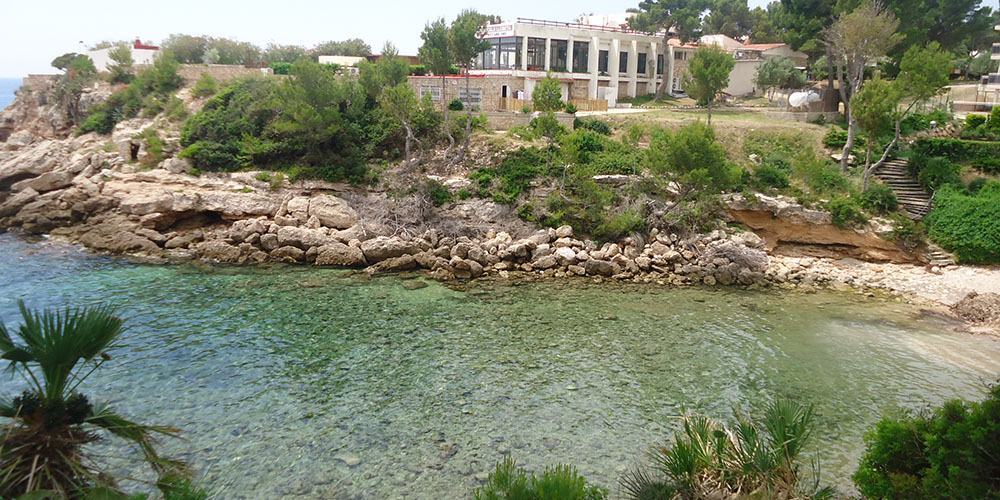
[87,402,184,475]
[5,300,124,402]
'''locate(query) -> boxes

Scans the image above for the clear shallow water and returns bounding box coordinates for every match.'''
[0,234,998,499]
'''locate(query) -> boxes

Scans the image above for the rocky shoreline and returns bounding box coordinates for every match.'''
[2,118,1000,335]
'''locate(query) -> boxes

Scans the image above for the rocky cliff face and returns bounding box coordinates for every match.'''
[726,193,922,264]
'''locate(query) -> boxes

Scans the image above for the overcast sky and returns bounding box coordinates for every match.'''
[2,0,999,78]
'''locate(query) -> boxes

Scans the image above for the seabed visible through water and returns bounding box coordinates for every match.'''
[1,234,998,499]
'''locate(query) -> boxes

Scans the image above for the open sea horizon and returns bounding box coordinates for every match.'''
[0,77,22,110]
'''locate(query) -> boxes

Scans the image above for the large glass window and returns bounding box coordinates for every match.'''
[573,41,589,73]
[477,37,522,70]
[619,51,628,73]
[598,50,609,74]
[657,54,664,75]
[637,53,647,74]
[526,37,546,70]
[550,40,568,71]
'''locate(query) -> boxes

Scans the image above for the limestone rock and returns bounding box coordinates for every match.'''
[195,240,242,263]
[584,259,618,277]
[361,236,420,263]
[160,158,192,174]
[11,171,73,193]
[271,245,305,262]
[315,242,366,267]
[276,226,331,250]
[307,194,358,229]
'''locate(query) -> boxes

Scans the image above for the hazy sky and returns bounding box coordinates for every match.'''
[2,0,998,78]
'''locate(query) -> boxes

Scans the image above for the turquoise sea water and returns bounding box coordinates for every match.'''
[0,234,998,499]
[0,78,20,110]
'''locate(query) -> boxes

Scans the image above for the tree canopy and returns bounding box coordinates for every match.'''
[532,74,564,113]
[627,0,711,43]
[314,38,372,57]
[685,45,735,124]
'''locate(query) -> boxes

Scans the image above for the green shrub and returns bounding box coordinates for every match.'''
[649,122,737,194]
[886,213,927,252]
[79,53,183,134]
[967,177,989,194]
[744,130,810,158]
[827,196,868,228]
[822,128,849,149]
[900,110,952,135]
[408,64,427,76]
[178,141,240,171]
[990,106,1000,131]
[752,163,790,189]
[917,157,962,191]
[965,114,987,130]
[269,62,292,75]
[533,111,566,143]
[521,105,533,114]
[590,149,644,175]
[853,383,1000,500]
[912,137,1000,163]
[593,210,645,241]
[971,156,1000,174]
[925,183,1000,263]
[192,73,218,98]
[165,96,188,122]
[469,146,552,204]
[135,128,164,168]
[794,155,852,196]
[574,118,612,135]
[564,101,577,114]
[426,180,453,207]
[473,456,607,500]
[448,98,464,111]
[860,184,899,214]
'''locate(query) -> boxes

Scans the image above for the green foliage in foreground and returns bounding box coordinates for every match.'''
[912,137,1000,164]
[860,184,899,214]
[925,182,1000,264]
[620,399,833,500]
[474,456,607,500]
[854,383,1000,500]
[0,301,193,498]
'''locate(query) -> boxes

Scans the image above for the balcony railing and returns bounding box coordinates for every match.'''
[515,17,667,36]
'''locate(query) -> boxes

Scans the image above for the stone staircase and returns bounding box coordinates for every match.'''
[874,159,958,267]
[874,159,934,219]
[927,244,957,267]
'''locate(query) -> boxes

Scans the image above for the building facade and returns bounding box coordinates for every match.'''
[469,18,695,107]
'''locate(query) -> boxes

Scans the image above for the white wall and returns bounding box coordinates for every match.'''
[88,47,159,72]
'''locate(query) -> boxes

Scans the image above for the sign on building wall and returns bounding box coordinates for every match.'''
[484,24,515,38]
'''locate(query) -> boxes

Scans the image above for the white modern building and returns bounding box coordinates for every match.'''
[467,17,807,109]
[471,17,693,107]
[88,39,160,72]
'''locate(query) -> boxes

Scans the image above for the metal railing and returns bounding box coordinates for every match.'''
[514,17,665,36]
[992,43,1000,54]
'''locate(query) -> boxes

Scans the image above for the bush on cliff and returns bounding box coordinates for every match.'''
[80,53,184,135]
[179,60,423,183]
[853,383,1000,500]
[924,182,1000,264]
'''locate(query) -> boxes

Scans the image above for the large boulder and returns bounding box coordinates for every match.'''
[160,158,192,174]
[360,236,420,263]
[10,171,73,193]
[584,259,619,277]
[276,226,331,250]
[709,242,769,273]
[307,194,357,229]
[195,240,242,263]
[315,242,366,266]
